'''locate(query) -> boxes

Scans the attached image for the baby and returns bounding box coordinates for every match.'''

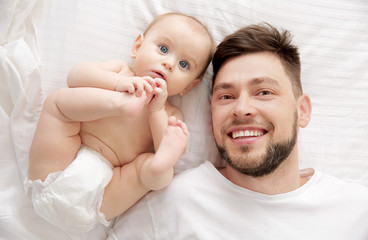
[28,12,214,234]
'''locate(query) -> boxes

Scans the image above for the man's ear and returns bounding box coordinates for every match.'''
[179,78,201,96]
[131,33,144,59]
[297,94,312,128]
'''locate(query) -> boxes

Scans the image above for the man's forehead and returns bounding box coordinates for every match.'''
[214,53,289,89]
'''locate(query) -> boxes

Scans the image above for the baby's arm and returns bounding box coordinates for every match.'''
[51,87,149,121]
[67,60,155,96]
[67,60,132,90]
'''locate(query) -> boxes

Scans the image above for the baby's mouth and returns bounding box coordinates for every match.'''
[152,71,166,81]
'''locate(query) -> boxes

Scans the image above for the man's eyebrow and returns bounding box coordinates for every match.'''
[213,82,234,92]
[250,77,281,88]
[213,77,281,92]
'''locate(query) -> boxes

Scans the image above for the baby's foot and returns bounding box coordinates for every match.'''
[150,116,189,175]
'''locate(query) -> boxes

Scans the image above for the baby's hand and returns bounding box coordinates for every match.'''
[149,78,168,112]
[115,76,154,97]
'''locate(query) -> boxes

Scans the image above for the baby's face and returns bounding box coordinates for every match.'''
[132,15,212,96]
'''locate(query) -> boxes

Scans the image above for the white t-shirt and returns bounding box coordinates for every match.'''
[108,161,368,240]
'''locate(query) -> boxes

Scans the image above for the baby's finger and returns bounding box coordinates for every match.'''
[135,81,144,97]
[153,87,163,96]
[142,76,156,88]
[127,84,135,94]
[143,81,154,94]
[154,78,167,89]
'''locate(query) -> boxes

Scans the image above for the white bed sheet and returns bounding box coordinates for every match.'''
[1,0,367,239]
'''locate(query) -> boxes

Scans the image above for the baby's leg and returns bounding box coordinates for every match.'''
[100,117,188,220]
[151,116,189,174]
[29,87,150,181]
[100,153,153,220]
[29,89,83,181]
[141,116,189,190]
[100,117,189,220]
[29,87,149,181]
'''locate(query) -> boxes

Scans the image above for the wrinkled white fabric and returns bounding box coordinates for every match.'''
[29,145,113,233]
[2,0,368,239]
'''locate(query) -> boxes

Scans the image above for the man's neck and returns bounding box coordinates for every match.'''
[219,150,308,195]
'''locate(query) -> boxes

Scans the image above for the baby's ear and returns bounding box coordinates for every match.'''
[179,78,200,96]
[131,33,144,59]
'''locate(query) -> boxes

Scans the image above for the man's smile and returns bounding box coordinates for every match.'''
[224,125,270,145]
[230,129,266,139]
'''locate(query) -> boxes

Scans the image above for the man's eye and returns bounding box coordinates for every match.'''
[179,60,188,69]
[160,45,168,53]
[220,95,233,100]
[258,90,272,96]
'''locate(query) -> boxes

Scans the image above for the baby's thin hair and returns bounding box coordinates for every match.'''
[144,12,215,59]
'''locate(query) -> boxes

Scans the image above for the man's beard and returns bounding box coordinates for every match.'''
[217,113,298,177]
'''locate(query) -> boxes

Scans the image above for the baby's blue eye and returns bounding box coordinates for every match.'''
[179,61,188,69]
[160,45,168,53]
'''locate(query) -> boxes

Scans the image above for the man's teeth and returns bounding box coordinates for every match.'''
[232,130,264,139]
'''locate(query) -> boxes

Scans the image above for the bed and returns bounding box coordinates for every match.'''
[1,0,367,239]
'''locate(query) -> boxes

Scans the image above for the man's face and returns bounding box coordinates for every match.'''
[211,52,301,177]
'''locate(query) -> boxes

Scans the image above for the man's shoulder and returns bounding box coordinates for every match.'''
[315,170,368,198]
[317,170,368,186]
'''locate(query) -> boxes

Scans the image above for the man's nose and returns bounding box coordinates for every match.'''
[231,94,257,118]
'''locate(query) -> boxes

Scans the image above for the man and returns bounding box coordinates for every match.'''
[107,23,368,240]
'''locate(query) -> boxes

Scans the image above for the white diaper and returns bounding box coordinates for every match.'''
[29,145,114,233]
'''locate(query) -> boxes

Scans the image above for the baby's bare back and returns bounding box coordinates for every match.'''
[81,110,154,167]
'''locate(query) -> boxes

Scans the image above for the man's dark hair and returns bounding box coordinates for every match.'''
[212,23,302,97]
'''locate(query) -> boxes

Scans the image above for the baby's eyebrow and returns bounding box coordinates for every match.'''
[157,36,173,45]
[184,54,197,69]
